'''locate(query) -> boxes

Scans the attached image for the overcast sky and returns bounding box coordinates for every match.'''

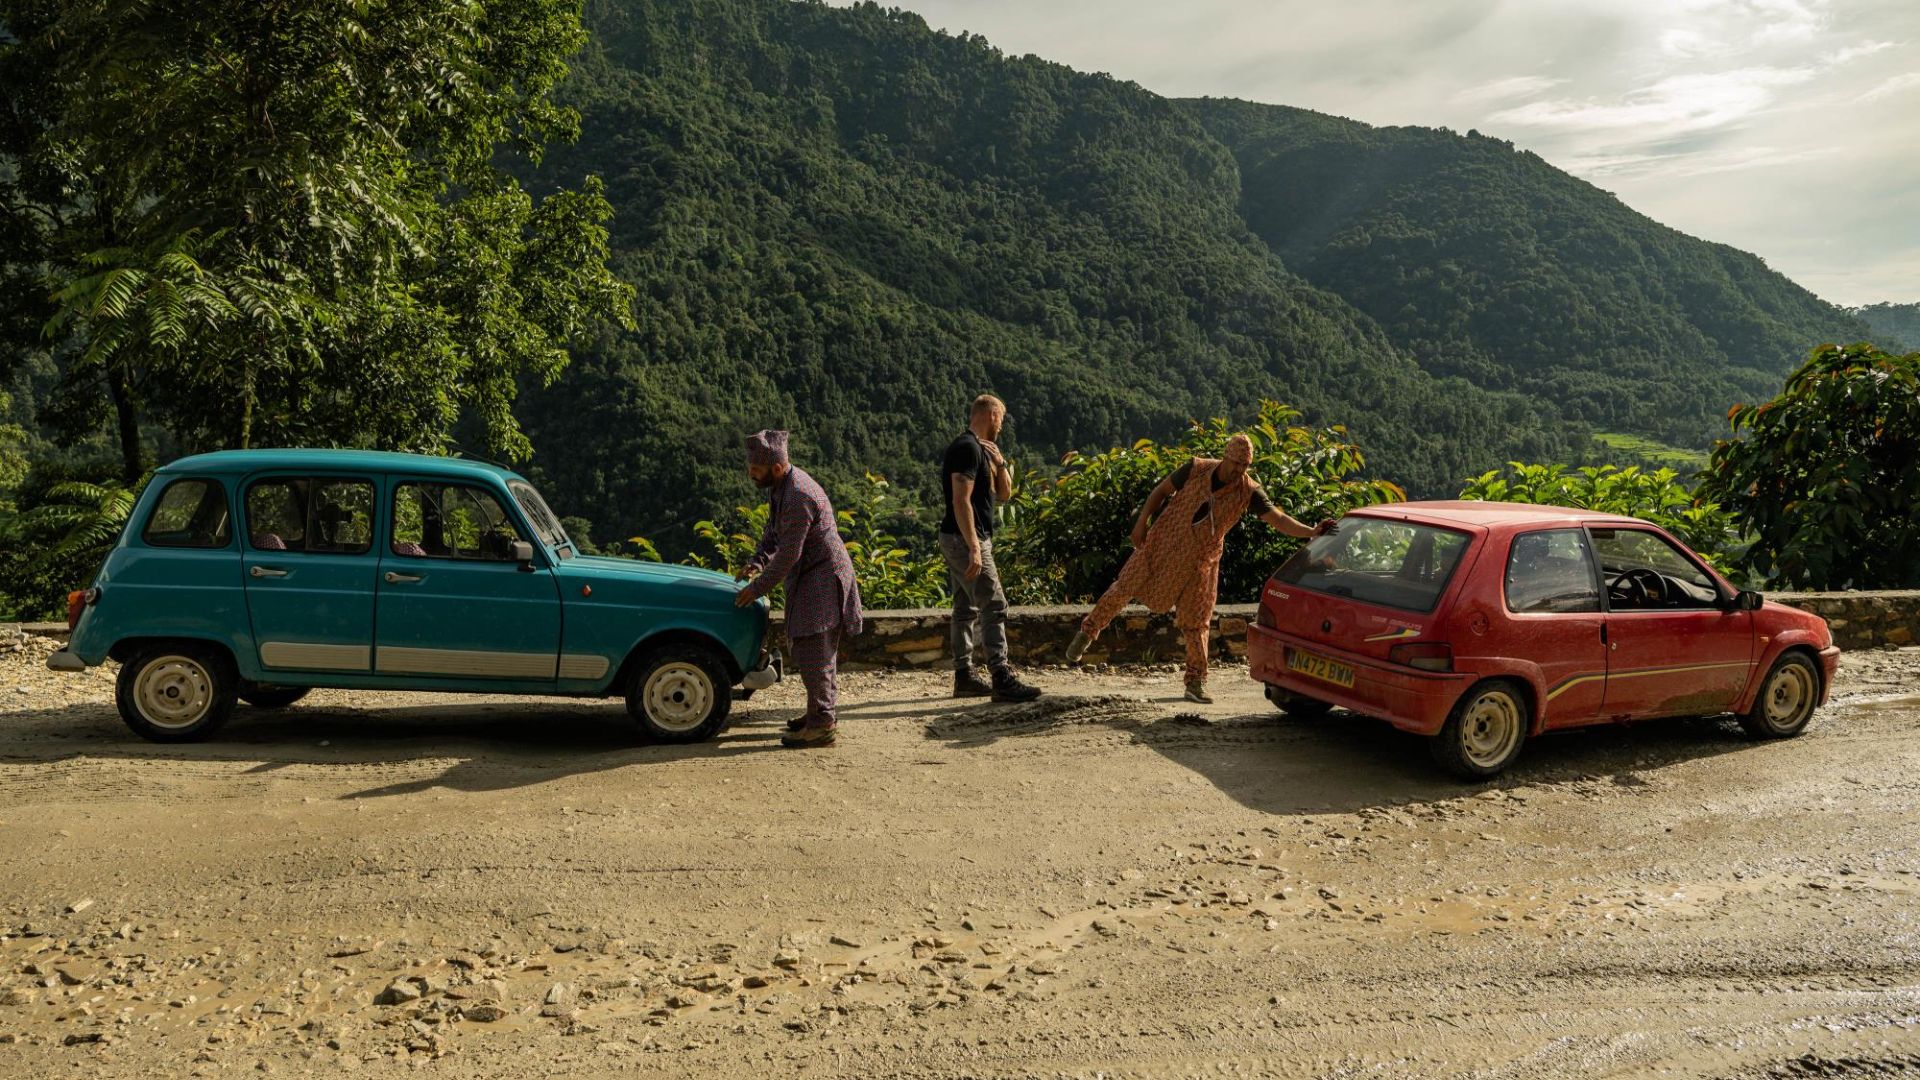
[841,0,1918,307]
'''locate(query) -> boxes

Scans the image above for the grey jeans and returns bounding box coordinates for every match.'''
[938,532,1009,673]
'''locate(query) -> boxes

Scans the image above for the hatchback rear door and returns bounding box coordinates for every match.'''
[1266,514,1479,664]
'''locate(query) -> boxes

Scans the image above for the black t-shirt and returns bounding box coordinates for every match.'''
[940,431,997,537]
[1167,460,1276,522]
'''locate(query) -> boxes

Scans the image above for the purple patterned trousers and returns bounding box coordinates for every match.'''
[789,629,842,728]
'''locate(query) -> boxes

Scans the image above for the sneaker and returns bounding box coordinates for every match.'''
[780,724,837,749]
[1065,629,1092,664]
[785,716,808,733]
[953,668,995,698]
[1183,680,1213,705]
[991,667,1042,703]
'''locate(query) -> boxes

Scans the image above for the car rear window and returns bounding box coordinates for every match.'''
[1273,517,1472,613]
[142,478,232,549]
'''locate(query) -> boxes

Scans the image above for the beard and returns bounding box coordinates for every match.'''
[751,469,779,489]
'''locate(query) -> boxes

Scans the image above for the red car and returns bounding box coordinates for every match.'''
[1249,502,1839,779]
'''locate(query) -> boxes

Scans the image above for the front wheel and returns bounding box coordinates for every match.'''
[626,646,732,743]
[1739,653,1819,739]
[116,644,239,742]
[1430,680,1529,780]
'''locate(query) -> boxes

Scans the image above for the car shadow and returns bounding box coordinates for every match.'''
[919,692,1758,816]
[0,697,803,798]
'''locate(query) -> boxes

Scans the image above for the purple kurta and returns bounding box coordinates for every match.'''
[742,467,864,639]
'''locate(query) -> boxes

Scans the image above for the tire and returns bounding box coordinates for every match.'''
[1265,684,1334,718]
[240,685,311,710]
[626,645,732,743]
[1738,652,1820,739]
[1430,679,1530,780]
[116,643,239,743]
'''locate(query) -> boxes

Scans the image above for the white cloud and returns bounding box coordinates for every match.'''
[1860,70,1920,101]
[1489,67,1817,135]
[1452,75,1566,105]
[1830,39,1897,63]
[1561,144,1831,179]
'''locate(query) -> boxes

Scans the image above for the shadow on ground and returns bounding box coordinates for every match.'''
[919,692,1758,816]
[0,697,807,798]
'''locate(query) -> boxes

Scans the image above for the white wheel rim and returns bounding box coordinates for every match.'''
[1764,664,1813,729]
[644,662,714,733]
[1461,690,1521,769]
[135,655,214,730]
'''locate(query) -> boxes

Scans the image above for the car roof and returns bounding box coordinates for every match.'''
[156,449,524,485]
[1351,500,1648,530]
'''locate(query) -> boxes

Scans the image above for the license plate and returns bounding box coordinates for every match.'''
[1288,647,1354,688]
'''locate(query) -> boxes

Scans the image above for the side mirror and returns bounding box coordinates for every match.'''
[1733,589,1763,611]
[512,540,537,570]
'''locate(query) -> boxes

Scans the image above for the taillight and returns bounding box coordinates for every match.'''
[1389,642,1452,672]
[1256,604,1276,629]
[66,587,99,630]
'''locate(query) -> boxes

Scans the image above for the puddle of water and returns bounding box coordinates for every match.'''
[1849,695,1920,712]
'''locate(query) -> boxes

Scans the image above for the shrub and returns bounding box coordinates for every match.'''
[1697,342,1920,589]
[1458,462,1741,573]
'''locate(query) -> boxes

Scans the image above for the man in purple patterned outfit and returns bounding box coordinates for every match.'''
[734,430,864,749]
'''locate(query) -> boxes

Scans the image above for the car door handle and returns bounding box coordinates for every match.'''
[250,566,289,579]
[384,571,423,585]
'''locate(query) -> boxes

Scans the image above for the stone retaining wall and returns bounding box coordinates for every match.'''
[796,590,1920,671]
[12,590,1915,670]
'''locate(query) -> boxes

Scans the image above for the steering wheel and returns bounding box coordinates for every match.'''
[1608,567,1667,607]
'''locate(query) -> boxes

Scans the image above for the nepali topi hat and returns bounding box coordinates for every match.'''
[745,429,790,467]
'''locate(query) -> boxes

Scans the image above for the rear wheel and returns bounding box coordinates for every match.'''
[240,685,311,710]
[1430,679,1529,780]
[626,646,732,743]
[1738,653,1819,739]
[116,644,238,742]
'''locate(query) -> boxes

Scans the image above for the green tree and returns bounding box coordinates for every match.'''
[1458,462,1740,572]
[0,469,143,620]
[1005,401,1405,603]
[834,473,949,609]
[1698,342,1920,589]
[1,0,632,473]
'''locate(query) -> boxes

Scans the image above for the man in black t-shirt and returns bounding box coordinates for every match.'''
[937,394,1042,702]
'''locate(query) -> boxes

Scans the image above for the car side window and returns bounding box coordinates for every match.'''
[1589,528,1720,610]
[246,478,375,554]
[391,482,526,562]
[1504,528,1600,613]
[142,478,232,549]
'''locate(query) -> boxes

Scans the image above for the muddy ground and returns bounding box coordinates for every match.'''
[2,632,1918,1079]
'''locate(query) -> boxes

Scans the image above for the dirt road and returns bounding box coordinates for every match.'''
[3,632,1919,1078]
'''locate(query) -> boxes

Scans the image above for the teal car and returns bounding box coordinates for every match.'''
[48,449,780,743]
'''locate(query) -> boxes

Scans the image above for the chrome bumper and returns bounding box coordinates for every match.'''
[741,651,783,691]
[46,648,86,672]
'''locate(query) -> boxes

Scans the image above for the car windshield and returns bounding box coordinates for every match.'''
[507,481,575,559]
[1273,516,1473,613]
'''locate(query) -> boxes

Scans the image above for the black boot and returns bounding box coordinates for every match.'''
[990,666,1042,703]
[953,667,995,698]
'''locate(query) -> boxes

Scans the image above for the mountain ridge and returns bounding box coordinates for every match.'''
[511,0,1868,552]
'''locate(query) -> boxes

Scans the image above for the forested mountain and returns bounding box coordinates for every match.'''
[513,0,1572,553]
[1187,99,1875,448]
[4,0,1875,566]
[1854,302,1919,352]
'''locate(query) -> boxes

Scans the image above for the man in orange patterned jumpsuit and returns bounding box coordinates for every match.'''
[1066,434,1334,703]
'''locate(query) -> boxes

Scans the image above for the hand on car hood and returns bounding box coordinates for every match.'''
[564,555,741,594]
